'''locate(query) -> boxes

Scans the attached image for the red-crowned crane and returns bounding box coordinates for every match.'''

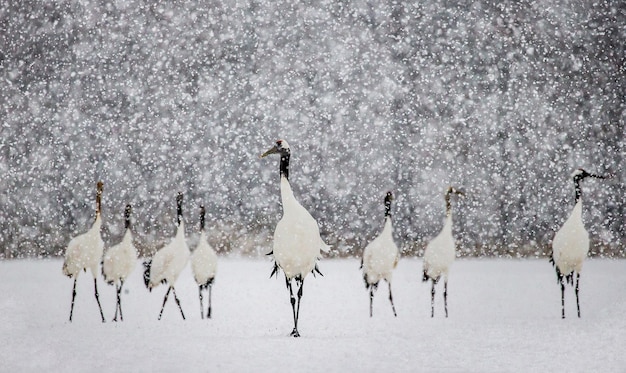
[422,186,464,318]
[551,168,610,318]
[261,139,330,337]
[102,204,137,321]
[361,191,399,317]
[143,192,190,320]
[62,181,106,322]
[191,205,218,319]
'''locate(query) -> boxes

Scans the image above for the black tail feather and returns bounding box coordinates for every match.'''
[101,258,114,286]
[269,261,279,279]
[143,260,152,290]
[199,277,215,291]
[313,263,324,277]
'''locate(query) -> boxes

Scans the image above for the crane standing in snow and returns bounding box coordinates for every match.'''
[361,191,399,317]
[102,204,137,322]
[191,205,218,319]
[62,181,106,323]
[143,192,190,320]
[261,139,329,337]
[551,168,609,318]
[422,186,464,318]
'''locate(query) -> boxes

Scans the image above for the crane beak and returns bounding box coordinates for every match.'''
[260,145,279,158]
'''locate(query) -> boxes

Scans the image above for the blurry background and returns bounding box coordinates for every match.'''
[1,0,624,258]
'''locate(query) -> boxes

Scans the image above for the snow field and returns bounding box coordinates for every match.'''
[0,257,624,372]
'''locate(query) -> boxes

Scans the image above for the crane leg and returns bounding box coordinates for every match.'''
[575,273,581,318]
[431,280,436,318]
[199,286,204,319]
[113,283,120,322]
[388,281,397,317]
[560,277,565,319]
[285,277,300,337]
[118,280,124,322]
[172,287,186,320]
[444,280,448,318]
[93,278,105,323]
[158,287,171,320]
[69,277,77,322]
[369,286,374,317]
[207,284,212,319]
[293,277,304,337]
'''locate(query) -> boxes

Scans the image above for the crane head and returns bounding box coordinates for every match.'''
[260,139,291,158]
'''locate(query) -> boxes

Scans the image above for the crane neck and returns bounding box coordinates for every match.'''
[574,178,583,204]
[279,152,290,180]
[442,212,453,234]
[445,193,453,216]
[382,215,393,238]
[200,206,206,232]
[280,176,295,207]
[177,199,183,226]
[572,199,583,219]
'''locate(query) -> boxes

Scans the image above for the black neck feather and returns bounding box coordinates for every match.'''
[384,199,392,218]
[176,193,183,226]
[124,205,131,229]
[574,178,582,204]
[280,153,290,180]
[200,206,206,231]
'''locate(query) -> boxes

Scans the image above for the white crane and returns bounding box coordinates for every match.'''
[102,204,137,322]
[261,139,330,337]
[361,191,399,317]
[143,192,190,320]
[422,186,464,318]
[62,181,106,322]
[551,168,609,318]
[191,205,218,319]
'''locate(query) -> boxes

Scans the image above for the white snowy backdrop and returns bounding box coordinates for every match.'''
[1,0,625,258]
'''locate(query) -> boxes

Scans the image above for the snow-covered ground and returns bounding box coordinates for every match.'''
[1,257,624,372]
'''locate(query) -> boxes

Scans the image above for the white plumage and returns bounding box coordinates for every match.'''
[551,168,609,318]
[191,205,218,319]
[62,181,106,322]
[261,139,329,337]
[144,192,190,320]
[361,191,399,317]
[102,204,137,321]
[422,186,463,318]
[273,177,330,278]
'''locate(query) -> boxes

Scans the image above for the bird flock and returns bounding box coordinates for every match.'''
[62,139,611,335]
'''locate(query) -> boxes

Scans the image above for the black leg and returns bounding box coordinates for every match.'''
[158,287,172,320]
[431,280,436,318]
[285,277,298,337]
[69,277,77,322]
[172,287,186,320]
[560,276,565,319]
[575,272,581,318]
[113,283,119,322]
[292,277,304,337]
[207,284,212,319]
[118,280,124,322]
[369,286,374,317]
[388,281,397,317]
[444,280,448,318]
[94,277,105,323]
[199,286,204,319]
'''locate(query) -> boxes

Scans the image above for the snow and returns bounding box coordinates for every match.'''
[1,257,624,371]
